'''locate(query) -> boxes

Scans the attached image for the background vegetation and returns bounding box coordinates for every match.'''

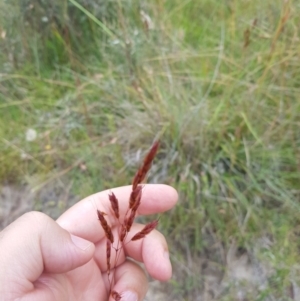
[1,0,300,299]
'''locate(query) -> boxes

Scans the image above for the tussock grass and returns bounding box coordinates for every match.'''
[1,0,300,299]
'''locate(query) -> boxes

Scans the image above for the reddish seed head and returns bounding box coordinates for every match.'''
[131,220,158,241]
[109,192,120,219]
[132,140,160,190]
[119,223,127,242]
[106,240,111,275]
[125,209,136,232]
[97,210,114,244]
[129,185,142,209]
[96,141,161,296]
[131,195,142,212]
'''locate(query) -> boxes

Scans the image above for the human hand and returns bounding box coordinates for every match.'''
[0,184,178,301]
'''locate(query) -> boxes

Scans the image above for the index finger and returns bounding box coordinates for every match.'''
[57,184,178,243]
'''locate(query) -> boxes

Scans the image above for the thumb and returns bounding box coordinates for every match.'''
[0,211,94,288]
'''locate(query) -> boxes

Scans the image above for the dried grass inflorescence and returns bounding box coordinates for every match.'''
[132,140,159,190]
[108,192,119,219]
[97,210,114,244]
[131,220,159,241]
[96,141,160,300]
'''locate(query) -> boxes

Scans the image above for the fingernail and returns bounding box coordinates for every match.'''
[121,291,138,301]
[71,234,92,250]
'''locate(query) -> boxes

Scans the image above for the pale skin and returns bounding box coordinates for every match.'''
[0,184,178,301]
